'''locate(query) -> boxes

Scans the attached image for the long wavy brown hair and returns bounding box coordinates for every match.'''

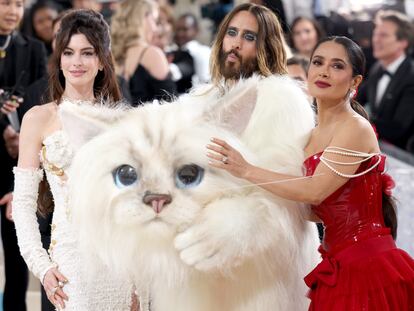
[210,3,287,87]
[48,9,121,105]
[39,9,121,217]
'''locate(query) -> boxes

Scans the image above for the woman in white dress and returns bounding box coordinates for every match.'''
[12,9,134,310]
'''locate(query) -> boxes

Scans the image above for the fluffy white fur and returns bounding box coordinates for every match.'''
[65,75,320,311]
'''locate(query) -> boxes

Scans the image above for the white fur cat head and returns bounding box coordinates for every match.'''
[64,81,260,282]
[64,75,316,290]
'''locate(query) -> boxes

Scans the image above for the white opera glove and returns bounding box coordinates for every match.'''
[12,167,56,283]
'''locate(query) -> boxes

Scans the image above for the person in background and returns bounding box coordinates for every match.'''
[171,13,211,92]
[28,0,60,56]
[288,16,324,60]
[71,0,101,10]
[0,0,46,311]
[287,55,309,82]
[111,0,176,105]
[207,36,414,310]
[357,10,414,152]
[281,0,351,35]
[287,55,313,104]
[0,0,48,309]
[152,4,175,52]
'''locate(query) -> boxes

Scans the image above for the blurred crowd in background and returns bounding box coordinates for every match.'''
[1,1,414,310]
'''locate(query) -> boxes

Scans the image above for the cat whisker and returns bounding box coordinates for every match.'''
[221,173,325,191]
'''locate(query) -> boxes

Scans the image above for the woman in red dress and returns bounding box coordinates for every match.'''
[207,36,414,310]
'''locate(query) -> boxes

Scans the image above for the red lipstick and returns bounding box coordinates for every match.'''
[315,80,331,88]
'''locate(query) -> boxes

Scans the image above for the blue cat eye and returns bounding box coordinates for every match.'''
[112,165,138,188]
[175,164,204,189]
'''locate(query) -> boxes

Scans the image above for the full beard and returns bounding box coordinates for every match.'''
[219,49,258,81]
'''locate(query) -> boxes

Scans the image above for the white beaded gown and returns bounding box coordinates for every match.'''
[12,99,133,310]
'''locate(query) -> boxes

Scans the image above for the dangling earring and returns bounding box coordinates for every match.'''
[349,88,356,99]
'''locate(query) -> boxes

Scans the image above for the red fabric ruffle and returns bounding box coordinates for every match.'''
[305,235,414,311]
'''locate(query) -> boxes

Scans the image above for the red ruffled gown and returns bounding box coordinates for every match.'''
[303,153,414,310]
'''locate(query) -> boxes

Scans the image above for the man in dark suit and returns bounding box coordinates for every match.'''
[357,10,414,152]
[0,1,48,310]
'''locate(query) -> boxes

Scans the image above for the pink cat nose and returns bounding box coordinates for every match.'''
[143,193,172,214]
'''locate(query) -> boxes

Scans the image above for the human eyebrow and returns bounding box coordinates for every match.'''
[244,30,258,36]
[312,55,324,60]
[331,58,346,65]
[227,26,238,32]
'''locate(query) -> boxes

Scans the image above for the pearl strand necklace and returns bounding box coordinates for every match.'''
[320,146,382,178]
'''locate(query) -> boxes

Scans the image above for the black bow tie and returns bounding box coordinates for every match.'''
[379,68,392,77]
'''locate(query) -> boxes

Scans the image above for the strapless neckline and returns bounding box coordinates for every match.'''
[303,151,323,164]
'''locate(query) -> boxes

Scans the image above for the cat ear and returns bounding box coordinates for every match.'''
[205,78,258,135]
[59,103,127,151]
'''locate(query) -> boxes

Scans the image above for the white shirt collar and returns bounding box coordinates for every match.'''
[182,40,198,50]
[385,54,406,74]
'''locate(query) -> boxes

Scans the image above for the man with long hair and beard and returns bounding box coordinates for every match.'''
[174,4,320,309]
[209,3,288,86]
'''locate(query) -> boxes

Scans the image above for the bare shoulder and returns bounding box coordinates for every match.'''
[342,115,376,137]
[334,115,379,152]
[141,45,169,80]
[21,102,58,135]
[24,102,57,122]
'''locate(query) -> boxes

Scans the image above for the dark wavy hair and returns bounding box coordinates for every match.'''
[310,36,398,239]
[48,9,121,104]
[39,10,121,217]
[29,0,62,41]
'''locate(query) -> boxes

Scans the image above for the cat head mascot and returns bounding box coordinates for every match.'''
[63,75,319,311]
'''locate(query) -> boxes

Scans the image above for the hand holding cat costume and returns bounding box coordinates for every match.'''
[59,75,319,311]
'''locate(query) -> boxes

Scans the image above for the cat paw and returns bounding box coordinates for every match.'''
[174,228,221,271]
[174,227,239,272]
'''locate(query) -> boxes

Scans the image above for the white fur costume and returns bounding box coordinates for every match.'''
[65,75,320,311]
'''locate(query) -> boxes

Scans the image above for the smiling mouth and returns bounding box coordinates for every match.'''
[70,71,86,76]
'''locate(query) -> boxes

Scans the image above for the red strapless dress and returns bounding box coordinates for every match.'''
[303,153,414,311]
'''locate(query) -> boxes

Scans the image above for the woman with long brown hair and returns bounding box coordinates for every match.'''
[288,16,325,60]
[12,9,134,310]
[207,36,414,310]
